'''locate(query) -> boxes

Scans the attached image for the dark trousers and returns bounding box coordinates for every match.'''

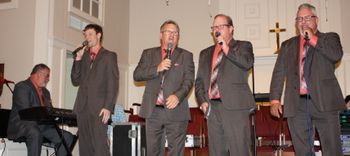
[287,96,342,156]
[207,100,251,156]
[25,125,73,156]
[77,111,110,156]
[145,107,188,156]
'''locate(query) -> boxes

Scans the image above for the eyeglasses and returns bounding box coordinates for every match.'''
[295,15,317,22]
[162,30,179,36]
[211,24,230,30]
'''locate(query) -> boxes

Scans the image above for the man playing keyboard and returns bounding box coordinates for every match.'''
[7,63,74,156]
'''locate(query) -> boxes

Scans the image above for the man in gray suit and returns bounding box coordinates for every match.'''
[71,24,119,156]
[270,3,345,156]
[195,14,255,156]
[7,64,74,156]
[134,20,194,156]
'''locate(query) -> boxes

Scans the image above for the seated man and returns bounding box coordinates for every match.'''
[7,63,74,156]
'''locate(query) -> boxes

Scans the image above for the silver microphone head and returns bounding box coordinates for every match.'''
[167,42,173,50]
[82,40,88,46]
[166,42,173,59]
[215,32,221,37]
[304,32,309,40]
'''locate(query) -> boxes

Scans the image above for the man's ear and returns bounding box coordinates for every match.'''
[97,33,102,40]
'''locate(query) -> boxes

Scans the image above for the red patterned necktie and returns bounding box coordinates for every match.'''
[156,88,164,105]
[156,52,167,105]
[209,49,223,99]
[300,42,308,94]
[90,53,96,63]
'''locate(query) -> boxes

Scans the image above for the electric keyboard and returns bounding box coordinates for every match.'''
[19,106,77,126]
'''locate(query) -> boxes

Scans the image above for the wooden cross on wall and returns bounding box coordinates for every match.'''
[269,22,286,54]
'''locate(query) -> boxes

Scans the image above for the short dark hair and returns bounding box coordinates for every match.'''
[214,14,233,27]
[84,24,103,43]
[346,95,350,104]
[160,20,180,33]
[30,63,50,75]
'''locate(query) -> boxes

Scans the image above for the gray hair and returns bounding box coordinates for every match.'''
[160,20,180,34]
[298,3,317,16]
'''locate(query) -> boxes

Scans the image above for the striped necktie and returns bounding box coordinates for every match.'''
[209,50,223,99]
[300,42,309,94]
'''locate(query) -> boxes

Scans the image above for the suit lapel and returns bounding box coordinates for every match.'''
[170,48,181,66]
[155,47,163,84]
[291,37,299,71]
[93,47,103,64]
[305,31,322,73]
[208,46,215,71]
[25,79,41,107]
[156,47,162,63]
[204,46,215,86]
[89,47,105,70]
[164,47,181,79]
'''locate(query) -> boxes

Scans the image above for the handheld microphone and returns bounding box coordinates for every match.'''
[215,32,223,45]
[72,41,88,55]
[304,32,309,41]
[166,42,173,59]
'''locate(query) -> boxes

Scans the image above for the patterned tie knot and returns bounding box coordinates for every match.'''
[90,53,96,62]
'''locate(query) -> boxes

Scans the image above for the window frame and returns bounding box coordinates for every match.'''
[0,0,18,10]
[68,0,105,26]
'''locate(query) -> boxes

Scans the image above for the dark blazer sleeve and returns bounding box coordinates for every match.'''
[7,80,44,139]
[133,49,160,81]
[270,41,288,101]
[195,49,210,106]
[225,41,254,70]
[71,54,85,86]
[104,52,119,111]
[315,32,343,63]
[173,52,194,103]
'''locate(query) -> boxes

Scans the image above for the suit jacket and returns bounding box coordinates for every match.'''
[195,40,255,110]
[7,79,52,140]
[270,31,346,117]
[133,47,194,121]
[71,47,119,116]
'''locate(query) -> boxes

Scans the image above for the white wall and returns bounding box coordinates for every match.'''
[1,0,350,155]
[0,0,36,109]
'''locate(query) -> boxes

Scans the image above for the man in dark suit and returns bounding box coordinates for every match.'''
[195,14,255,156]
[269,3,345,156]
[7,63,74,156]
[71,24,119,156]
[133,20,194,156]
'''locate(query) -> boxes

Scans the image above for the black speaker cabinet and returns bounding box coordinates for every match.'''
[112,123,146,156]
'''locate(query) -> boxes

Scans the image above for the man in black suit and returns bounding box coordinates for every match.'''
[195,14,255,156]
[71,24,119,156]
[270,3,345,156]
[134,20,194,156]
[7,63,73,156]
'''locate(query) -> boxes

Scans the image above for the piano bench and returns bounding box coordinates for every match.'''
[10,136,57,156]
